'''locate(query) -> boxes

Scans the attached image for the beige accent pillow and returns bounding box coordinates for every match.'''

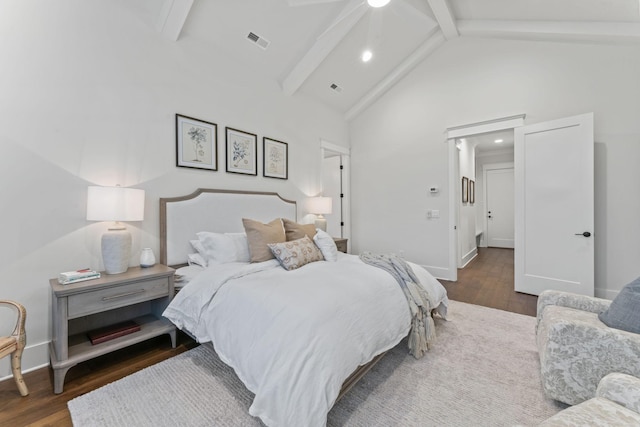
[268,236,324,271]
[242,218,286,262]
[282,218,317,241]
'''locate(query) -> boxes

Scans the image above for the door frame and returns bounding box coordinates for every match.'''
[320,139,351,249]
[482,162,514,248]
[446,114,525,281]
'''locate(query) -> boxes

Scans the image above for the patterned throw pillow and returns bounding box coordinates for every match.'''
[268,235,324,271]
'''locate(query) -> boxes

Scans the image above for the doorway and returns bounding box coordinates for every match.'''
[320,140,350,246]
[446,114,525,281]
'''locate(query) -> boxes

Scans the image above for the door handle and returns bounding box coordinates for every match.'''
[575,231,592,237]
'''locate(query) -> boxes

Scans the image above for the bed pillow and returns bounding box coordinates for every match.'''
[313,229,339,262]
[242,218,286,262]
[598,276,640,334]
[282,218,317,241]
[187,252,208,268]
[196,232,251,264]
[268,235,324,271]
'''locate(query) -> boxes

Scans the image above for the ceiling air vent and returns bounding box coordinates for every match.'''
[247,32,270,50]
[329,83,343,93]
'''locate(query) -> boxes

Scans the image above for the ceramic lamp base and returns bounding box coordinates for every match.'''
[102,228,132,274]
[314,216,327,232]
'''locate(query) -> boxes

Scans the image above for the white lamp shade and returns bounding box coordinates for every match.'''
[308,197,332,215]
[87,186,145,222]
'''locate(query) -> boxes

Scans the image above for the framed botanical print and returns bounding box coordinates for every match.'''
[225,127,257,175]
[469,180,475,204]
[263,137,288,180]
[175,114,217,171]
[462,176,469,203]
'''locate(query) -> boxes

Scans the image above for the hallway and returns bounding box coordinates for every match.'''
[440,247,538,316]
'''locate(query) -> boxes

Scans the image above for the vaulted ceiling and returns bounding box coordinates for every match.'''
[126,0,640,120]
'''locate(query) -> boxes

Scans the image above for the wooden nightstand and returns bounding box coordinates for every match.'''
[49,264,176,394]
[333,237,348,253]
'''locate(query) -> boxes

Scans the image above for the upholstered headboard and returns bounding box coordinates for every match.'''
[160,189,297,267]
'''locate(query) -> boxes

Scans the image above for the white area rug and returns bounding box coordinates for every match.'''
[68,300,565,426]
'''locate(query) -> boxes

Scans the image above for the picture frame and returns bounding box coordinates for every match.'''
[462,176,469,203]
[226,127,257,175]
[469,180,475,204]
[175,114,217,171]
[263,137,288,180]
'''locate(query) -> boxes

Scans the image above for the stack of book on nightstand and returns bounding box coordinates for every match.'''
[58,268,101,285]
[87,320,141,345]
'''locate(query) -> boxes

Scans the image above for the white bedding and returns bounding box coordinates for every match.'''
[163,253,448,427]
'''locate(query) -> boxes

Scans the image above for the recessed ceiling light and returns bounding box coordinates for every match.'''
[494,139,503,144]
[367,0,390,8]
[361,50,373,62]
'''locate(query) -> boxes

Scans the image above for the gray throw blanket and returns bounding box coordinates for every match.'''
[360,252,435,359]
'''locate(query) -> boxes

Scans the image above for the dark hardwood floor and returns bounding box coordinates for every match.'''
[0,247,536,426]
[440,247,538,317]
[0,333,198,427]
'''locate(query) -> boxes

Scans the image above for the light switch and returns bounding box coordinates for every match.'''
[427,210,440,219]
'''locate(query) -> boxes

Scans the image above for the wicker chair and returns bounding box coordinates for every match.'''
[0,300,29,396]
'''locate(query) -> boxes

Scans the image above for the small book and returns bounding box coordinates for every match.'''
[87,320,141,345]
[59,269,101,285]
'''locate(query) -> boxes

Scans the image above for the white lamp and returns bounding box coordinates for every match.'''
[308,197,332,232]
[87,186,145,275]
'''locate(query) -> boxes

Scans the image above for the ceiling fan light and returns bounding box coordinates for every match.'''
[367,0,390,8]
[361,50,373,62]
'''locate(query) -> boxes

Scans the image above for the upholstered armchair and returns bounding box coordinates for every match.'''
[536,290,640,405]
[539,373,640,425]
[0,300,29,396]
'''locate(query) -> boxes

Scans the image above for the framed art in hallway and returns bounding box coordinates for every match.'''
[263,137,288,180]
[175,114,218,171]
[226,127,257,175]
[462,176,469,203]
[469,180,475,204]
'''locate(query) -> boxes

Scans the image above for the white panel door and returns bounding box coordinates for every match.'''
[515,113,594,296]
[486,168,514,248]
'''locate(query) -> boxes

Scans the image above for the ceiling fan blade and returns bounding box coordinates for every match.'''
[391,0,437,31]
[316,0,367,40]
[287,0,344,6]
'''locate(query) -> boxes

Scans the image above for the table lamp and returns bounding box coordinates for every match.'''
[87,186,145,274]
[308,196,332,232]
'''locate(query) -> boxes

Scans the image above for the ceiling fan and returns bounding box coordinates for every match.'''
[287,0,436,43]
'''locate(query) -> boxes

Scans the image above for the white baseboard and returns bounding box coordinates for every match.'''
[595,287,618,300]
[460,248,478,269]
[0,340,50,382]
[422,265,452,281]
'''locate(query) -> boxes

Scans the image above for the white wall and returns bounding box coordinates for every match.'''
[350,37,640,299]
[0,1,349,376]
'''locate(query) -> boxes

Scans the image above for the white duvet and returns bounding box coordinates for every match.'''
[163,253,448,427]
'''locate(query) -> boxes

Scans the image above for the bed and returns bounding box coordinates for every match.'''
[160,189,449,427]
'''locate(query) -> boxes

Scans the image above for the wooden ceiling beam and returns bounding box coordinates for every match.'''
[281,0,367,96]
[157,0,194,42]
[427,0,459,40]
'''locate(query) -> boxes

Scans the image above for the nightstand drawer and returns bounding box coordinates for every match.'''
[68,277,169,318]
